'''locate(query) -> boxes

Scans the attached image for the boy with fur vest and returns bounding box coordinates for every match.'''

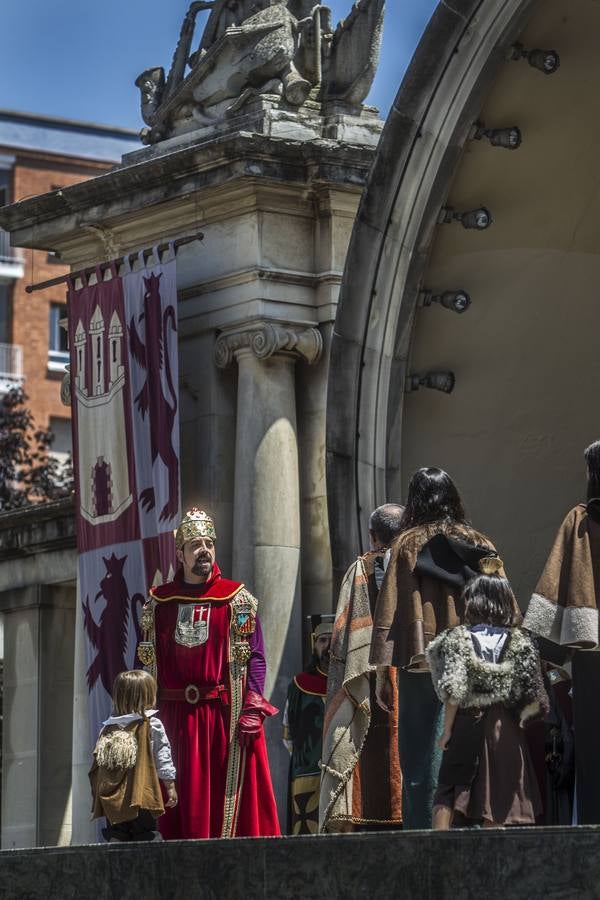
[89,669,178,841]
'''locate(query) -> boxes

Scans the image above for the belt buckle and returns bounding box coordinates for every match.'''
[184,684,200,704]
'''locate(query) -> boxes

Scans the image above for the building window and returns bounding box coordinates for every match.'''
[48,303,69,372]
[0,170,11,265]
[0,285,12,345]
[48,416,72,467]
[0,169,9,208]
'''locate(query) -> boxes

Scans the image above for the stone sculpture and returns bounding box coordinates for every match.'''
[135,0,385,144]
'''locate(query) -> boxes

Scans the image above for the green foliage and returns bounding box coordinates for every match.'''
[0,386,73,511]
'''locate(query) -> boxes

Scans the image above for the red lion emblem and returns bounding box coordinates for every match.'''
[83,553,143,695]
[129,272,179,522]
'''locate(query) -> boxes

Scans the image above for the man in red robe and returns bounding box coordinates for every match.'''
[137,508,281,838]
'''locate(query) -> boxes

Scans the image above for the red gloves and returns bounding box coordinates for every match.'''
[237,690,278,748]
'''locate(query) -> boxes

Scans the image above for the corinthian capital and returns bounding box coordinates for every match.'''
[215,322,323,369]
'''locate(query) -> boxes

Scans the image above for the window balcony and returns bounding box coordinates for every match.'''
[0,229,24,283]
[48,349,69,373]
[0,343,24,395]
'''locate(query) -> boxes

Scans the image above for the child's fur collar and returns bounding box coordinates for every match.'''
[426,626,548,727]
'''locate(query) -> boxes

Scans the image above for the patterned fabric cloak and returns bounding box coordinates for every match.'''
[320,553,402,831]
[524,503,600,648]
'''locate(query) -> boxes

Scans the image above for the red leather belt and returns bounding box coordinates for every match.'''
[159,684,229,706]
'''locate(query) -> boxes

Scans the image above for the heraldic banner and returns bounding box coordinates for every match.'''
[67,246,180,747]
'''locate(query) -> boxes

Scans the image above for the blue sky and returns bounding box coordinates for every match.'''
[2,1,437,131]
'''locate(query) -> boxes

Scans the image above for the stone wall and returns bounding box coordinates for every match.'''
[0,499,77,849]
[0,827,598,899]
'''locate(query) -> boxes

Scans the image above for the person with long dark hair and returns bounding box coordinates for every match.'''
[427,574,548,829]
[370,467,513,828]
[524,441,600,648]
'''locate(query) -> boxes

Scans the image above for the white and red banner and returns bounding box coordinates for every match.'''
[67,247,180,746]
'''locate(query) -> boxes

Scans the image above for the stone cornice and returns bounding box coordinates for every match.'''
[0,131,377,255]
[0,496,76,560]
[179,265,343,302]
[215,322,323,369]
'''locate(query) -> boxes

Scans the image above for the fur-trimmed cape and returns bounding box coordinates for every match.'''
[524,503,600,648]
[426,626,549,727]
[89,718,164,824]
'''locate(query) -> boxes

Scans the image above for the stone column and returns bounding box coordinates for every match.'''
[297,321,334,626]
[0,584,75,849]
[70,580,96,845]
[215,321,322,814]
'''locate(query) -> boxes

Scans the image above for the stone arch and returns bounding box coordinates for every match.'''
[327,0,599,598]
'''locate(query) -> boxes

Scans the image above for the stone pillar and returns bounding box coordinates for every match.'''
[297,321,334,628]
[215,321,322,815]
[70,580,96,845]
[0,584,75,849]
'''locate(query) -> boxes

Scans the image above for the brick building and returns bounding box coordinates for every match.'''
[0,110,139,459]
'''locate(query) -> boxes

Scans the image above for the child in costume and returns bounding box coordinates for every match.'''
[90,669,178,841]
[426,569,549,829]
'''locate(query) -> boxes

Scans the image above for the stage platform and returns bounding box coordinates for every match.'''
[0,826,596,899]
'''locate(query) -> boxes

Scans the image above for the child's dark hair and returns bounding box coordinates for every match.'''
[463,575,516,627]
[112,669,157,716]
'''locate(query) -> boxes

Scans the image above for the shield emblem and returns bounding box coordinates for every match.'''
[233,605,256,637]
[175,604,210,648]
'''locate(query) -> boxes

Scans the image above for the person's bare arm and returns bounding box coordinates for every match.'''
[438,701,459,750]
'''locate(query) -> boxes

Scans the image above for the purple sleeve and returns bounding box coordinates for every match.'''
[247,615,266,695]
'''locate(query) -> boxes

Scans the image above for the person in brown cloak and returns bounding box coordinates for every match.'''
[370,468,514,829]
[523,440,600,648]
[523,440,600,824]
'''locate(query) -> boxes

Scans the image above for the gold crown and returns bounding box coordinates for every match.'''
[175,508,217,549]
[479,555,503,576]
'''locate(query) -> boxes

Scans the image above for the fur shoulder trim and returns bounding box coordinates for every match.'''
[95,726,138,770]
[392,523,494,558]
[426,625,543,712]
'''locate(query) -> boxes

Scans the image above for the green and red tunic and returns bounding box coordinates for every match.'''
[283,668,327,834]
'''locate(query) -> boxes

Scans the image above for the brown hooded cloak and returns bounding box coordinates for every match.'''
[370,522,508,670]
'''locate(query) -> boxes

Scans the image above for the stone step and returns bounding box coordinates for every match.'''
[0,826,596,900]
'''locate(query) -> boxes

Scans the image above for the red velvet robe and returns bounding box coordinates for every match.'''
[151,566,280,839]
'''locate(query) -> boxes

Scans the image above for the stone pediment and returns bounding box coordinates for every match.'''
[136,0,385,146]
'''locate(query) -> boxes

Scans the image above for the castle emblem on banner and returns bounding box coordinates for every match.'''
[73,305,133,525]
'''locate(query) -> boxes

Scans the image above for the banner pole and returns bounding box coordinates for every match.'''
[24,232,203,294]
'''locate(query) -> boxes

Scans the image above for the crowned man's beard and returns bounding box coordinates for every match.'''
[192,557,212,574]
